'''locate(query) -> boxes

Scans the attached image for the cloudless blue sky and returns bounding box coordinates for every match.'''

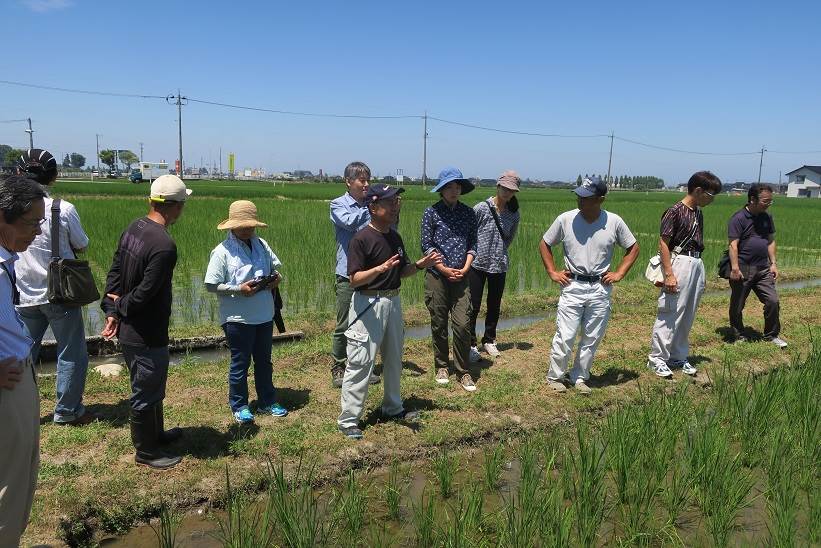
[2,0,820,185]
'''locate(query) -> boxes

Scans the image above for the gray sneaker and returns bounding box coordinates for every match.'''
[331,367,345,388]
[460,374,477,392]
[469,346,482,363]
[547,378,567,393]
[574,380,592,395]
[768,337,788,349]
[436,368,450,385]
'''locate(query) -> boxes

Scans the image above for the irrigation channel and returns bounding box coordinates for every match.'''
[37,277,821,377]
[101,341,820,547]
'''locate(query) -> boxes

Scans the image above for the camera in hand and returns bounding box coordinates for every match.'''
[249,271,280,289]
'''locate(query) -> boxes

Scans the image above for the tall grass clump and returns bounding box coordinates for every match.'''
[334,469,369,535]
[565,422,608,547]
[212,467,277,548]
[412,488,437,548]
[384,460,404,521]
[482,440,505,490]
[497,438,544,547]
[765,431,798,548]
[267,459,334,548]
[150,500,181,548]
[725,369,785,468]
[432,448,459,498]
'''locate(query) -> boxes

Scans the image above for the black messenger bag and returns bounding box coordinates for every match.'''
[46,199,100,306]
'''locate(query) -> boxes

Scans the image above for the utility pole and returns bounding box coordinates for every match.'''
[139,142,144,162]
[421,111,428,189]
[606,132,614,185]
[96,134,101,171]
[757,146,766,183]
[25,118,34,149]
[167,90,187,176]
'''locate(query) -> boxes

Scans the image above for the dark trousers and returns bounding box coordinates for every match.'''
[729,265,780,339]
[121,344,169,411]
[424,272,472,374]
[332,276,354,371]
[223,321,276,412]
[468,269,507,346]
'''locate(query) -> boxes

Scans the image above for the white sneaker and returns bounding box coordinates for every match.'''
[769,337,788,349]
[648,360,673,378]
[681,362,697,376]
[483,342,501,358]
[574,380,592,395]
[469,346,482,363]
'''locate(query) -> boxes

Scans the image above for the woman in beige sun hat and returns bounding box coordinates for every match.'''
[204,200,288,423]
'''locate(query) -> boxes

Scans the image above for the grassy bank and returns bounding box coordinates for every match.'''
[24,278,821,545]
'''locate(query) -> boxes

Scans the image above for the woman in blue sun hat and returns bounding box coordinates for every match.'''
[420,167,479,392]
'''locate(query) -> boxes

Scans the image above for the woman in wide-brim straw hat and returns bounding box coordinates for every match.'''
[468,170,521,362]
[204,200,289,423]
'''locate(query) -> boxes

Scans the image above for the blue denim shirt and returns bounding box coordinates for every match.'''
[421,200,478,274]
[330,192,370,279]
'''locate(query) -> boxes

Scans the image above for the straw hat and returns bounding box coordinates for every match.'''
[217,200,268,230]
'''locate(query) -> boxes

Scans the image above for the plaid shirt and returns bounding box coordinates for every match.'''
[659,201,704,253]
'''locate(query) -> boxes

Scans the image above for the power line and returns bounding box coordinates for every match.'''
[767,149,821,154]
[0,119,28,123]
[612,135,759,156]
[187,97,420,120]
[428,116,608,138]
[0,79,167,100]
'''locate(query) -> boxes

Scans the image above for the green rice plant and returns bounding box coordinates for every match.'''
[366,523,396,548]
[267,458,334,548]
[726,369,786,468]
[150,500,181,548]
[212,467,277,548]
[765,431,798,548]
[482,440,505,491]
[686,411,754,548]
[334,469,369,535]
[538,466,573,548]
[661,459,696,526]
[496,439,546,546]
[516,438,542,511]
[565,422,608,548]
[412,488,437,548]
[432,448,459,499]
[384,460,405,521]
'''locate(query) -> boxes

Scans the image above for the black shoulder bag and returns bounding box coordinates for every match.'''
[46,199,100,306]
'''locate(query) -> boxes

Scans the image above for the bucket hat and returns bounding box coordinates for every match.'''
[217,200,268,230]
[431,166,475,194]
[497,170,521,192]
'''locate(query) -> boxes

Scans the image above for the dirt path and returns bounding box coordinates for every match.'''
[27,283,821,546]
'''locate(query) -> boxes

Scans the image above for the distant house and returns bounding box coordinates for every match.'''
[786,166,821,198]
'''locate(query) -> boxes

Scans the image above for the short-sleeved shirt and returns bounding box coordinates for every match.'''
[659,201,703,253]
[16,196,90,307]
[420,200,478,274]
[347,226,409,290]
[728,207,775,268]
[0,247,33,362]
[472,198,520,274]
[204,232,282,325]
[542,209,636,276]
[330,192,371,279]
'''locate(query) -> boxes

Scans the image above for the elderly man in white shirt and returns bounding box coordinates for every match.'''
[15,148,94,426]
[0,174,47,547]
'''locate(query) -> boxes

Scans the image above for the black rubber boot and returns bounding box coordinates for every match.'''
[155,402,183,444]
[130,406,182,470]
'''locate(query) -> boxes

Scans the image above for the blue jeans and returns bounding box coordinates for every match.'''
[223,321,275,412]
[19,303,89,423]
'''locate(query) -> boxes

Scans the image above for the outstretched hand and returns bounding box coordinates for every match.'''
[417,251,442,270]
[380,254,401,273]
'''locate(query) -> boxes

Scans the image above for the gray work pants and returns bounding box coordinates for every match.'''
[424,272,472,375]
[729,265,780,339]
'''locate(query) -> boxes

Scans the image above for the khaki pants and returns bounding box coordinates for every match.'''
[338,293,405,429]
[0,356,39,548]
[424,272,472,374]
[648,255,705,366]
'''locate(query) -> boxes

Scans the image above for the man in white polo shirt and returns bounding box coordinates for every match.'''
[539,176,639,394]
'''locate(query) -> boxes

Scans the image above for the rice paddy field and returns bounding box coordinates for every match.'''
[53,179,821,336]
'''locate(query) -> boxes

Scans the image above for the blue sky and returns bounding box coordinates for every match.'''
[2,0,819,185]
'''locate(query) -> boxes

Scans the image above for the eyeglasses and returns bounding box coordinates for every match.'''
[18,217,46,228]
[703,191,716,197]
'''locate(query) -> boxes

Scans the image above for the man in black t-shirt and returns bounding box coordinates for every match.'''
[101,175,191,469]
[727,184,785,347]
[338,184,441,440]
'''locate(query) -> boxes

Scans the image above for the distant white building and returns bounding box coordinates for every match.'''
[786,166,821,198]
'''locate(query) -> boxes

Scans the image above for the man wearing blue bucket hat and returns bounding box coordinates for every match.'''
[421,167,479,391]
[539,176,639,394]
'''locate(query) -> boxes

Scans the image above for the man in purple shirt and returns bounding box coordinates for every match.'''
[727,184,786,348]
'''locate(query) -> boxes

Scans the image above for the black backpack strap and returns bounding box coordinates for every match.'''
[487,199,511,244]
[50,199,61,259]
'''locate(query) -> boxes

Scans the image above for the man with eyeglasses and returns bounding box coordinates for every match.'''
[727,183,786,348]
[647,171,722,378]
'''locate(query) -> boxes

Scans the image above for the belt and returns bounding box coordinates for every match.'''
[680,251,702,258]
[570,273,602,283]
[359,288,400,297]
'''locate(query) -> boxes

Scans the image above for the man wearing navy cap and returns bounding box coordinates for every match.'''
[338,184,441,439]
[539,176,639,394]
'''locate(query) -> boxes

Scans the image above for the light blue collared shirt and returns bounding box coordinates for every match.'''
[204,233,282,325]
[330,192,370,278]
[0,247,33,362]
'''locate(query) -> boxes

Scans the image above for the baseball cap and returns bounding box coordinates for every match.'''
[574,176,607,198]
[150,174,192,202]
[366,183,405,203]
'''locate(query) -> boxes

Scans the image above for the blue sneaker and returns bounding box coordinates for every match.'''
[259,403,288,418]
[233,407,254,424]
